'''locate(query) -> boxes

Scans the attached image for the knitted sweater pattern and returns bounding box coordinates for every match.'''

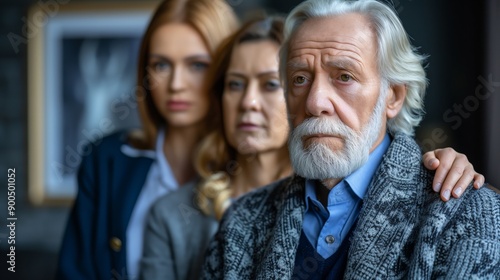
[203,133,500,279]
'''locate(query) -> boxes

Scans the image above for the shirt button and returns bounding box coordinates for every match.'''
[110,237,122,252]
[325,235,335,244]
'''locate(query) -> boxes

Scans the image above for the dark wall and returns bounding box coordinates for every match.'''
[0,0,495,279]
[486,0,500,187]
[399,0,488,175]
[1,1,67,279]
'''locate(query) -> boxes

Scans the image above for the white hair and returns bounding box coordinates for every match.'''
[279,0,428,136]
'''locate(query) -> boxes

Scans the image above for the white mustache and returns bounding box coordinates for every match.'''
[290,117,357,141]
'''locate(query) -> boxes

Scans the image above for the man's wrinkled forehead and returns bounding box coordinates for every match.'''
[287,14,377,70]
[289,13,375,48]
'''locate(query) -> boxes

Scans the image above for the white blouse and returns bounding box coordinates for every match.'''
[124,129,196,278]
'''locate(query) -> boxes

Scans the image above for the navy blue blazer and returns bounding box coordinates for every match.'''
[56,131,154,280]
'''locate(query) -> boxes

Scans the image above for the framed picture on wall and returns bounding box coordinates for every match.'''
[28,2,159,205]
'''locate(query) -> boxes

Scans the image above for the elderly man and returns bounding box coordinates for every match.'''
[203,0,500,279]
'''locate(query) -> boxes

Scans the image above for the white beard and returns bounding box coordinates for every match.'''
[288,87,387,180]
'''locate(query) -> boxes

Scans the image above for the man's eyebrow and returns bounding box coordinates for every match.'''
[287,60,308,70]
[325,58,362,72]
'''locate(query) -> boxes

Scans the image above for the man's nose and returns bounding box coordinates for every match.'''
[305,76,335,117]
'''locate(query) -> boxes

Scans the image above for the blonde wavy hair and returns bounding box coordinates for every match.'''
[195,17,285,220]
[130,0,239,148]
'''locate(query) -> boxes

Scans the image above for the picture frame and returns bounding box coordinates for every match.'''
[28,1,159,205]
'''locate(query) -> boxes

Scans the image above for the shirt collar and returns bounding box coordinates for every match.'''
[305,179,318,211]
[155,128,179,189]
[346,133,391,199]
[305,132,391,204]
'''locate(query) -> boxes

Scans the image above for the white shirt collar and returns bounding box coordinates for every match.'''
[154,128,179,189]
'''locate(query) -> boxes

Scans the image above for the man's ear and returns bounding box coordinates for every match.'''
[386,83,406,119]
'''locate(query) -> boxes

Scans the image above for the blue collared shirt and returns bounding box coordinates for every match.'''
[303,133,391,259]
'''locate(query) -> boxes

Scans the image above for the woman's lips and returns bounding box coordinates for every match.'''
[237,122,260,131]
[167,101,191,111]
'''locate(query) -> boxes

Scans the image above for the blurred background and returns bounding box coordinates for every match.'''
[0,0,498,279]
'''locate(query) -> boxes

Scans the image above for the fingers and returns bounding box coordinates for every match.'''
[430,148,475,202]
[439,153,471,201]
[427,147,485,202]
[423,151,440,170]
[448,168,475,199]
[472,173,485,189]
[430,148,456,194]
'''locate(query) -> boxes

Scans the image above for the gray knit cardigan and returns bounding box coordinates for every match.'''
[203,133,500,279]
